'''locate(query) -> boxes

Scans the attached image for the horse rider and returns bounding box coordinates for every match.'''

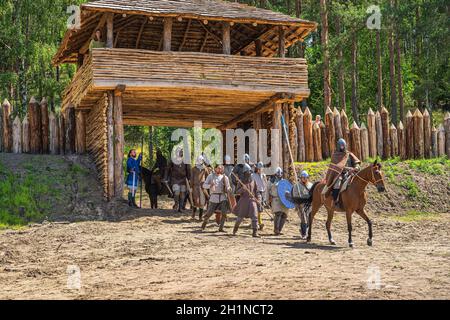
[126,149,143,208]
[191,155,210,220]
[325,138,361,206]
[292,171,314,240]
[252,162,268,231]
[268,167,289,235]
[166,147,191,213]
[232,164,260,238]
[201,164,232,232]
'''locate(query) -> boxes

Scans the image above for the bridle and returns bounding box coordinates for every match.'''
[353,165,385,187]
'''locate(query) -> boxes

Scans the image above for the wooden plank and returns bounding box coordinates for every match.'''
[303,107,313,162]
[76,110,87,154]
[375,111,383,158]
[2,99,12,153]
[41,97,50,154]
[350,122,361,160]
[360,122,369,161]
[106,13,114,48]
[296,108,305,162]
[272,102,283,170]
[12,116,22,154]
[49,112,59,155]
[113,88,125,198]
[397,121,406,160]
[380,106,391,159]
[312,122,322,162]
[340,109,351,151]
[413,109,424,159]
[405,111,414,159]
[431,126,438,158]
[278,26,286,58]
[333,107,343,142]
[423,109,431,158]
[163,17,173,51]
[325,107,335,155]
[28,97,42,154]
[107,92,115,199]
[390,124,398,158]
[22,115,30,154]
[66,106,77,154]
[222,21,231,55]
[437,124,445,157]
[367,108,377,158]
[444,112,450,158]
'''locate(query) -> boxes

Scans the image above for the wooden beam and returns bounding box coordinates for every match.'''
[163,17,173,51]
[255,39,262,57]
[113,90,124,198]
[80,14,107,54]
[179,19,192,51]
[222,22,231,55]
[219,93,292,130]
[200,33,209,52]
[197,20,222,46]
[278,26,286,58]
[135,18,147,49]
[106,13,114,48]
[106,92,115,200]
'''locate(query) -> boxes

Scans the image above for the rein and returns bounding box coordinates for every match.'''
[353,167,384,186]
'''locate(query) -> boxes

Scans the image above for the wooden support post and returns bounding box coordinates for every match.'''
[296,108,305,162]
[303,107,313,162]
[272,102,283,170]
[114,86,125,198]
[375,111,383,158]
[312,122,322,162]
[2,99,12,153]
[444,112,450,158]
[28,97,42,154]
[325,107,335,155]
[22,115,30,154]
[360,122,369,161]
[65,106,76,154]
[341,109,351,150]
[437,124,445,157]
[76,110,87,154]
[390,124,398,158]
[288,103,297,167]
[367,108,377,158]
[380,106,391,159]
[397,121,406,160]
[255,39,262,57]
[59,113,66,155]
[163,17,173,51]
[222,22,231,55]
[41,97,49,154]
[12,116,22,154]
[405,111,414,159]
[320,121,330,159]
[106,13,114,48]
[49,112,59,155]
[107,92,115,200]
[413,109,424,159]
[431,126,438,158]
[278,26,285,58]
[423,109,431,158]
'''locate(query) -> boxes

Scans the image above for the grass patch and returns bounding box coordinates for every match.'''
[393,210,441,222]
[294,161,329,180]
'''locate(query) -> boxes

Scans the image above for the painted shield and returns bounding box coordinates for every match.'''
[277,179,295,209]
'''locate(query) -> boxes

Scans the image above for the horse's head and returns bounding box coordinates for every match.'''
[371,160,386,192]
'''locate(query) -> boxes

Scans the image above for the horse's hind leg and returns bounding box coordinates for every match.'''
[326,208,336,245]
[356,208,373,246]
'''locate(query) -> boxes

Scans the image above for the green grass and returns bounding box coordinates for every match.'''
[393,210,441,222]
[0,156,92,228]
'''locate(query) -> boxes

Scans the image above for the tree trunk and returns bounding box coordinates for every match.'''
[335,13,346,111]
[395,29,405,123]
[376,30,383,110]
[320,0,332,113]
[388,0,398,125]
[351,32,359,124]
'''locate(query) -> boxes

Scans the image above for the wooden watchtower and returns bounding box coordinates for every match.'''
[53,0,317,199]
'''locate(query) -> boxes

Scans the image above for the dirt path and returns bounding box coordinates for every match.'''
[1,197,449,300]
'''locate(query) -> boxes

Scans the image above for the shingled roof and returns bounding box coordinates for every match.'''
[53,0,317,64]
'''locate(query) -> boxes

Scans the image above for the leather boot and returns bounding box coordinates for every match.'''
[199,209,203,221]
[278,214,287,235]
[233,221,241,236]
[128,193,133,207]
[274,214,280,235]
[192,207,197,219]
[219,214,227,232]
[252,228,260,238]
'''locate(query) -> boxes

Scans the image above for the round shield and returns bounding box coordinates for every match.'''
[277,179,295,209]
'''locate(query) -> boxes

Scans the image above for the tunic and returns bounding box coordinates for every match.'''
[168,162,191,186]
[191,165,210,207]
[268,179,289,214]
[325,151,361,189]
[232,180,258,219]
[203,173,231,204]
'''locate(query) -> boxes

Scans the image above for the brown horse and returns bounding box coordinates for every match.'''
[307,161,386,247]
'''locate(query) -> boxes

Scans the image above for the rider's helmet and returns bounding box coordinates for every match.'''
[300,171,309,179]
[337,138,347,151]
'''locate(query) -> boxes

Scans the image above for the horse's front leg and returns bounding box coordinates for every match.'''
[356,208,373,246]
[325,208,336,245]
[306,206,318,243]
[346,211,354,248]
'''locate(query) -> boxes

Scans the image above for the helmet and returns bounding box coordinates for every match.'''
[242,163,252,173]
[256,162,264,169]
[224,155,232,164]
[300,171,309,179]
[196,155,204,166]
[337,138,347,150]
[243,153,250,163]
[275,167,283,177]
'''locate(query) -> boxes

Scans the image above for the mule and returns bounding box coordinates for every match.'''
[307,161,386,247]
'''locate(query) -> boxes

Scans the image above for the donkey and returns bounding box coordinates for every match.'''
[307,161,386,247]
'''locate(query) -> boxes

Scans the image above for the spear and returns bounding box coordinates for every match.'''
[281,114,302,199]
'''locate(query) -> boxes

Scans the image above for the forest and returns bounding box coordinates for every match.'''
[0,0,448,162]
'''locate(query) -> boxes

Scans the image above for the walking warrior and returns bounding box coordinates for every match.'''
[126,149,142,208]
[166,147,191,213]
[232,164,260,238]
[252,162,268,231]
[191,155,210,220]
[201,165,232,232]
[268,167,289,235]
[292,171,313,240]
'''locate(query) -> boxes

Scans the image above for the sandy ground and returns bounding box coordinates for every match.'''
[1,196,449,300]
